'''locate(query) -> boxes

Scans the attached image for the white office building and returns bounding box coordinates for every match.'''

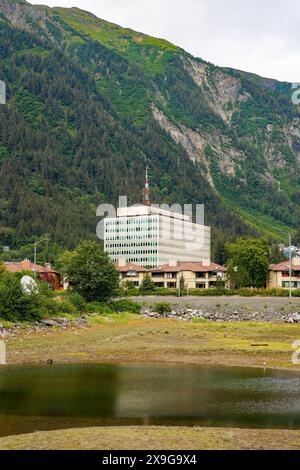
[104,205,211,268]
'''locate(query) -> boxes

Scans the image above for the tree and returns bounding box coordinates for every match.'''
[215,275,225,290]
[139,273,156,295]
[226,238,269,288]
[179,274,185,292]
[63,241,119,301]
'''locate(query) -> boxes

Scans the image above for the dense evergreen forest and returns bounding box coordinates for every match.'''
[0,0,299,264]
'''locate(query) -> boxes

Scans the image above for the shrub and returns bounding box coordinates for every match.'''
[154,288,178,296]
[111,299,141,314]
[116,286,140,297]
[85,301,113,314]
[155,302,172,315]
[0,272,42,322]
[65,291,87,312]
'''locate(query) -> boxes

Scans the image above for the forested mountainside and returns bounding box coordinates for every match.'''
[0,0,299,263]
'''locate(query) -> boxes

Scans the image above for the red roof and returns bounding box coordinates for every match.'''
[115,262,148,273]
[4,260,59,274]
[269,261,300,272]
[150,262,227,273]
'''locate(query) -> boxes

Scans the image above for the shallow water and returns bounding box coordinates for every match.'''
[0,363,299,436]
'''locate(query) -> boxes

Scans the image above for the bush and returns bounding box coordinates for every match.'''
[0,272,42,322]
[85,301,113,314]
[154,288,179,296]
[111,299,141,314]
[65,291,87,312]
[189,288,237,296]
[154,302,172,315]
[116,286,140,297]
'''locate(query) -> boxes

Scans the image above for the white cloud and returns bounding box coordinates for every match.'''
[29,0,300,82]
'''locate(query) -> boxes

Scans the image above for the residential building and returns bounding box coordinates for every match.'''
[150,261,227,290]
[116,261,227,290]
[268,257,300,290]
[4,259,61,290]
[116,261,148,287]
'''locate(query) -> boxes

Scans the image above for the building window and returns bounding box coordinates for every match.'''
[167,282,177,288]
[196,283,206,289]
[166,273,177,279]
[154,282,165,288]
[282,281,298,288]
[196,272,206,278]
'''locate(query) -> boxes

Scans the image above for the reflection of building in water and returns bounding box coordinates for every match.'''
[114,365,213,419]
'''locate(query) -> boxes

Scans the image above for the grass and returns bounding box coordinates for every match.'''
[52,7,179,74]
[5,315,300,370]
[0,426,299,450]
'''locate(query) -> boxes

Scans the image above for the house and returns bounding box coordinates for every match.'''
[268,257,300,290]
[116,260,227,290]
[4,259,61,290]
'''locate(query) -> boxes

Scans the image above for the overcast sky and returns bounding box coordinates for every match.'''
[30,0,300,82]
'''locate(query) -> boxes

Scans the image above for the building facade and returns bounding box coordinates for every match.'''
[268,257,300,290]
[4,259,61,290]
[105,205,211,268]
[116,261,227,290]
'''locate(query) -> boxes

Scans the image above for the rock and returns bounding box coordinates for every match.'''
[286,317,295,324]
[293,313,300,323]
[40,319,59,327]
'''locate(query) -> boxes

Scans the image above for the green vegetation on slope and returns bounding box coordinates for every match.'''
[0,0,299,264]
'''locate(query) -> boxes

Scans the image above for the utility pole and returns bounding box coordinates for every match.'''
[33,242,37,278]
[288,233,292,299]
[275,230,292,298]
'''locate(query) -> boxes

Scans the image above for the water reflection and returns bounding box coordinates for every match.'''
[0,364,299,436]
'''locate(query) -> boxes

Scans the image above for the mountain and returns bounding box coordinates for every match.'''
[0,0,299,263]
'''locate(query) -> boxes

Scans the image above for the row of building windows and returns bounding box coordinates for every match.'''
[105,234,158,241]
[105,217,158,226]
[282,281,300,288]
[106,241,158,248]
[108,249,158,256]
[112,257,158,264]
[105,228,158,236]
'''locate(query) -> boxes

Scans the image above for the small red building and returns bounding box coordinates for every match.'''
[4,259,61,291]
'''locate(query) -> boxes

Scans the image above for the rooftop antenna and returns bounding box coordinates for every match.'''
[142,166,151,206]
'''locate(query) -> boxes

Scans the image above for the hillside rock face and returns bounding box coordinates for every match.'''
[0,0,299,256]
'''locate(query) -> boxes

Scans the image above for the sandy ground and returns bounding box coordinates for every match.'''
[0,426,299,450]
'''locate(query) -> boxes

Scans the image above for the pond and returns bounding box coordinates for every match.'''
[0,363,299,436]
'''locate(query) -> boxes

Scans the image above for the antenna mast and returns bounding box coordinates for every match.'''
[142,166,151,206]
